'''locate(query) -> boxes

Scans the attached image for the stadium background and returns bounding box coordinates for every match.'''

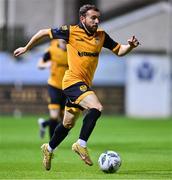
[0,0,172,117]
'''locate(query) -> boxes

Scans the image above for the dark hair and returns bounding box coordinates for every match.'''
[79,4,99,17]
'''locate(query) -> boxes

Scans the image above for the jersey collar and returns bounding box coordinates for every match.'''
[78,22,95,36]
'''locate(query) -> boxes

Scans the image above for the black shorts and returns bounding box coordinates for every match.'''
[48,84,66,110]
[63,82,94,110]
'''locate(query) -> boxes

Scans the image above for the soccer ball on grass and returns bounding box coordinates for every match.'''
[98,150,121,173]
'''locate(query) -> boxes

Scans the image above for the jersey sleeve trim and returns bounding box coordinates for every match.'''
[48,29,53,39]
[103,32,119,50]
[112,44,121,54]
[49,25,69,42]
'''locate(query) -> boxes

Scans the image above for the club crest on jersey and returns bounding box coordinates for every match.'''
[61,25,68,31]
[95,36,100,44]
[80,85,87,92]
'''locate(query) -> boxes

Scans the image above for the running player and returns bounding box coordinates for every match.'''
[37,39,68,139]
[14,4,140,170]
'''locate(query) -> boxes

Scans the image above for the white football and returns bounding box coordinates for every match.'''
[98,150,121,173]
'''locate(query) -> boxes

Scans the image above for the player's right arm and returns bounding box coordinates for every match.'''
[13,29,51,57]
[14,26,69,57]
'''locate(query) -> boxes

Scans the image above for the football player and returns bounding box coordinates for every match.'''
[14,4,140,170]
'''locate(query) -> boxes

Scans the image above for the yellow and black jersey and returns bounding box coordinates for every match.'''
[48,23,120,89]
[43,40,68,89]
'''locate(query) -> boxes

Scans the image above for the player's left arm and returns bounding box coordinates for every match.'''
[117,36,140,56]
[103,32,140,56]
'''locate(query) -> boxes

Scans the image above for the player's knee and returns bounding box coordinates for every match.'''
[49,109,60,119]
[98,105,103,112]
[63,120,75,129]
[50,114,58,119]
[94,104,103,112]
[62,107,80,129]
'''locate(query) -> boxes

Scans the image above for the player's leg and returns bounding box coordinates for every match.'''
[38,85,59,139]
[78,92,102,141]
[41,106,80,170]
[48,107,60,138]
[62,82,103,166]
[72,92,103,166]
[38,117,49,139]
[49,106,80,149]
[47,85,64,139]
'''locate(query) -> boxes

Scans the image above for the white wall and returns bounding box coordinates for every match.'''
[110,12,169,52]
[126,55,171,118]
[101,2,172,53]
[98,0,131,13]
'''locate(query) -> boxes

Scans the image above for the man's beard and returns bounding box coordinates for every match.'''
[85,23,98,34]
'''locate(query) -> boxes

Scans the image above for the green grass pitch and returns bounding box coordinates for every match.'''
[0,115,172,179]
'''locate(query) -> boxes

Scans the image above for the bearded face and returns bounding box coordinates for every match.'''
[81,9,100,34]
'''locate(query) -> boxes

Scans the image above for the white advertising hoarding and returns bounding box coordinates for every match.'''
[126,55,171,118]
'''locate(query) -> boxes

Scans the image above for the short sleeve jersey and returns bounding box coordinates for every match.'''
[48,24,120,89]
[43,40,68,89]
